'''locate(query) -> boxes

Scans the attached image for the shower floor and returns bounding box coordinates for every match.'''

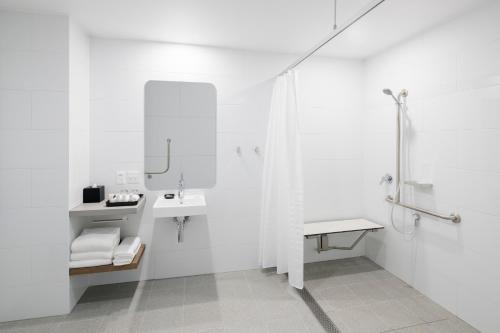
[304,256,478,333]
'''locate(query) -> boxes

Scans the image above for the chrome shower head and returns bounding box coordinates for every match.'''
[383,88,399,104]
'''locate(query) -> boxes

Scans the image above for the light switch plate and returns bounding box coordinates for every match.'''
[127,171,140,184]
[116,171,127,185]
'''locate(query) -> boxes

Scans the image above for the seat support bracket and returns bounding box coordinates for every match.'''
[305,229,379,253]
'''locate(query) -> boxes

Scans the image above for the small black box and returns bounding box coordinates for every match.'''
[83,185,105,203]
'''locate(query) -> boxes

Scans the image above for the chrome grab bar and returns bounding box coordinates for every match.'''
[386,196,461,223]
[145,138,171,178]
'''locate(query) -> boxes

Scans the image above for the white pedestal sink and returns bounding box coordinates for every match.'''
[153,191,207,218]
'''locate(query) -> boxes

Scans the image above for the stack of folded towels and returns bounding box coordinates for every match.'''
[70,227,120,268]
[70,227,142,268]
[113,236,141,266]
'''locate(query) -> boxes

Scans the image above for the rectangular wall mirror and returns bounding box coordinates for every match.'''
[144,81,217,190]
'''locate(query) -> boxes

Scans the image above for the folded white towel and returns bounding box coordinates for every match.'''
[113,237,141,260]
[70,250,113,261]
[69,258,112,268]
[71,227,120,253]
[112,258,134,266]
[113,237,141,266]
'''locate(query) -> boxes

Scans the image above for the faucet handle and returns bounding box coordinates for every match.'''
[379,174,393,185]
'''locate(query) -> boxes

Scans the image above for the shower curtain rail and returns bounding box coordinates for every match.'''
[386,196,461,223]
[278,0,386,76]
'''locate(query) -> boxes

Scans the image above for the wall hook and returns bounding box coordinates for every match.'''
[236,146,242,156]
[254,146,260,155]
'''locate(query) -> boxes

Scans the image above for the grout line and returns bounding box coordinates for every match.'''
[379,318,449,333]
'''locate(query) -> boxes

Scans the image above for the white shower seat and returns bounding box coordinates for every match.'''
[304,218,384,253]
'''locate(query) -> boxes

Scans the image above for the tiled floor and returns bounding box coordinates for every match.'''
[0,269,323,333]
[304,257,479,333]
[0,257,480,333]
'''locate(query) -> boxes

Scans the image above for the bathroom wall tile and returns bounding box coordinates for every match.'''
[457,284,499,333]
[90,99,143,131]
[0,209,32,248]
[0,169,31,208]
[0,247,31,286]
[181,155,217,188]
[31,51,68,91]
[29,282,69,319]
[458,37,500,90]
[298,107,360,134]
[459,209,500,260]
[31,169,67,207]
[30,244,68,283]
[211,244,260,272]
[219,104,260,133]
[0,284,32,321]
[465,252,500,298]
[0,11,32,51]
[31,14,68,51]
[0,51,32,90]
[92,130,143,164]
[0,130,31,168]
[28,207,68,246]
[301,131,362,160]
[0,90,31,129]
[303,159,362,221]
[458,130,500,173]
[31,91,68,129]
[29,131,67,169]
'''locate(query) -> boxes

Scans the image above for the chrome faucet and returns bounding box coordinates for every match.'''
[177,173,185,204]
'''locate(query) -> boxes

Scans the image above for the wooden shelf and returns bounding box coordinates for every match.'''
[69,197,146,217]
[69,244,146,276]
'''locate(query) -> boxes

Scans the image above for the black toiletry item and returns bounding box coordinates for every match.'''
[83,185,105,203]
[164,193,175,199]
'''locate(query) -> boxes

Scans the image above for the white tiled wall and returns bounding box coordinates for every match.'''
[0,11,70,322]
[362,2,500,332]
[87,39,365,285]
[68,20,91,309]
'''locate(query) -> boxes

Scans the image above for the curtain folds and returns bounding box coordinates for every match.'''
[259,70,304,289]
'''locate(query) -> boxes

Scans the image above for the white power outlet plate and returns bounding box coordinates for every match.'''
[126,171,140,184]
[116,171,127,185]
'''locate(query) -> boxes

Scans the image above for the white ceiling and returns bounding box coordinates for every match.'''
[0,0,490,58]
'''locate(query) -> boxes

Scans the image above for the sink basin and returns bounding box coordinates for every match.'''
[153,191,207,218]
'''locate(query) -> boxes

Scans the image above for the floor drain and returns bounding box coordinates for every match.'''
[297,286,341,333]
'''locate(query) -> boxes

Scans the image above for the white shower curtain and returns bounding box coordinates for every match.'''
[259,70,304,289]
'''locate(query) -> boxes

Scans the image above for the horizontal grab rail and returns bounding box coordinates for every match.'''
[386,196,461,223]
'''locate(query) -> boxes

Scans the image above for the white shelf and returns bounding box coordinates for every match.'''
[69,197,146,217]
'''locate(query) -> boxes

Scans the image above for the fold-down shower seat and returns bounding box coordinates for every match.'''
[304,218,384,253]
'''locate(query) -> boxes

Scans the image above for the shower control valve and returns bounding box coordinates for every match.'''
[379,174,393,185]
